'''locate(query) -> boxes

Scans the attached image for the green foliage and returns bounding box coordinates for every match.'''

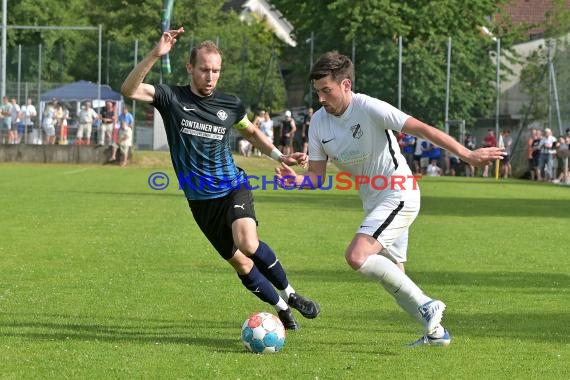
[4,0,567,124]
[3,0,287,111]
[7,0,94,83]
[272,0,517,126]
[518,0,570,128]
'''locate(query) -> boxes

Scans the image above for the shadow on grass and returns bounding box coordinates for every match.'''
[419,196,570,218]
[0,315,240,351]
[408,270,570,289]
[256,192,570,218]
[337,309,570,344]
[58,183,569,218]
[285,267,570,290]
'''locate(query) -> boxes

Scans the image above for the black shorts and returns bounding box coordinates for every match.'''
[280,136,291,146]
[188,186,258,260]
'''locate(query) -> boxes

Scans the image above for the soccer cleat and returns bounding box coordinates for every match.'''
[277,308,300,330]
[408,328,452,347]
[288,293,320,319]
[419,299,446,335]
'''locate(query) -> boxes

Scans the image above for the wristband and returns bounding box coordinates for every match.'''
[270,148,283,162]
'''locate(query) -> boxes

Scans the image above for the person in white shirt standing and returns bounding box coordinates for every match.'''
[276,51,505,346]
[21,98,37,144]
[538,128,557,181]
[259,111,274,144]
[9,98,21,144]
[76,101,99,145]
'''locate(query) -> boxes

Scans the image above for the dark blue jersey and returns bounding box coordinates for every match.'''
[152,84,248,200]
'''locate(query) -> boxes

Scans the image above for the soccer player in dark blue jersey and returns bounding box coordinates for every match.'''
[121,27,319,330]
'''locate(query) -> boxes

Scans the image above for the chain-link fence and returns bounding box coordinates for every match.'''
[2,35,569,180]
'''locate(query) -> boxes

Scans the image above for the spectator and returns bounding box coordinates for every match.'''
[252,110,267,156]
[109,121,133,167]
[20,98,37,144]
[9,98,21,144]
[76,101,98,145]
[412,136,425,175]
[446,137,461,176]
[481,129,496,177]
[52,100,66,144]
[42,101,56,145]
[429,143,442,170]
[259,111,274,144]
[237,137,251,156]
[553,135,569,184]
[538,128,557,181]
[463,133,476,177]
[1,96,12,144]
[301,107,313,155]
[426,159,443,176]
[401,133,416,171]
[527,128,541,180]
[117,105,133,134]
[420,139,432,175]
[279,110,296,155]
[98,101,116,146]
[501,129,513,179]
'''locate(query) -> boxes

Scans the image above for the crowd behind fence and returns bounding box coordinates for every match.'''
[1,90,569,184]
[1,34,569,183]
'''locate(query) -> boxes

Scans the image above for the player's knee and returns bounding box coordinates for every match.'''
[235,239,259,256]
[345,250,366,271]
[228,251,254,274]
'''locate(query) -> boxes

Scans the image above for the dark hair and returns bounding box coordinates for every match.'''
[309,51,354,85]
[189,40,222,66]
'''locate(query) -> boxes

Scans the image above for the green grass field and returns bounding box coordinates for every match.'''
[1,153,569,379]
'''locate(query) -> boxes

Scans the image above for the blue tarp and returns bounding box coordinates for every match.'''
[40,80,122,102]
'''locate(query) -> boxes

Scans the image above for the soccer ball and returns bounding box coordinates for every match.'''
[241,312,286,353]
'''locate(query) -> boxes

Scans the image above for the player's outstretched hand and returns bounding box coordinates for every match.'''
[275,163,299,188]
[280,152,308,167]
[466,147,506,166]
[154,27,185,57]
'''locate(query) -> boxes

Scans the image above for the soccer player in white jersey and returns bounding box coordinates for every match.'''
[276,51,505,346]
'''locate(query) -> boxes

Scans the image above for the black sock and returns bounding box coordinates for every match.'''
[238,265,279,305]
[250,241,289,290]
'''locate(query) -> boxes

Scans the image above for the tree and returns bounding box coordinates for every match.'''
[6,0,95,84]
[2,0,288,113]
[519,0,570,132]
[83,0,287,112]
[272,0,516,127]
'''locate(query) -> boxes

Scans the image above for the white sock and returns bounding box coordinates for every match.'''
[358,255,431,324]
[273,297,289,312]
[278,285,295,301]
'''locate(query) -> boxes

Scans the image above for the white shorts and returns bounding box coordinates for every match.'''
[77,123,92,139]
[357,198,420,263]
[42,124,55,137]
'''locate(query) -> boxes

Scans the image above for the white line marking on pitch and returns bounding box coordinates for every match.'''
[63,168,90,175]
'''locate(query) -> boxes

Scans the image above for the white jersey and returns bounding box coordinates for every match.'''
[309,93,419,214]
